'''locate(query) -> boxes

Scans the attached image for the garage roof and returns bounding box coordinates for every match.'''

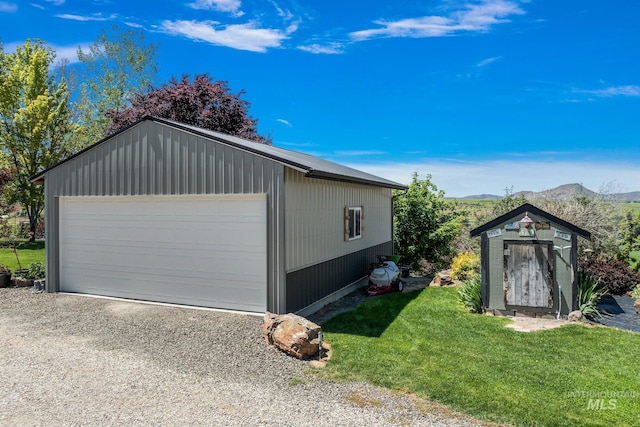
[31,116,407,190]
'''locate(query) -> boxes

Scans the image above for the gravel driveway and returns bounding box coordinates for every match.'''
[0,288,482,427]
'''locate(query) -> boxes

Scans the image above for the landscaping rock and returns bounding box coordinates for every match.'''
[14,277,34,288]
[32,279,45,293]
[568,310,583,322]
[634,299,640,314]
[429,269,456,287]
[263,312,321,360]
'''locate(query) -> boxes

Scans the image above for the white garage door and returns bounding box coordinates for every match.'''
[59,195,267,312]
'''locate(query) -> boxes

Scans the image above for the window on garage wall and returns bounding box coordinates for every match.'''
[344,206,363,241]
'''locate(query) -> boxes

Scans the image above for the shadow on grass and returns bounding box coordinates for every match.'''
[0,239,45,250]
[321,289,423,338]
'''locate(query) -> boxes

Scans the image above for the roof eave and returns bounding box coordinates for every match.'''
[305,170,408,190]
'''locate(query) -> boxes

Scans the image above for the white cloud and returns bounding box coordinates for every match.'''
[0,1,17,12]
[580,85,640,98]
[297,42,344,54]
[277,141,318,149]
[160,19,288,52]
[350,0,524,41]
[336,150,388,157]
[123,21,144,29]
[55,13,116,21]
[45,0,65,4]
[476,55,501,67]
[342,159,640,198]
[50,43,89,64]
[270,0,293,20]
[188,0,243,16]
[276,118,292,127]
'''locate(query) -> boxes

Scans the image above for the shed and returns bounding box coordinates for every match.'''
[470,203,590,317]
[31,116,406,316]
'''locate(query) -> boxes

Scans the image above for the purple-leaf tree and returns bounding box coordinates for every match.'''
[106,74,271,144]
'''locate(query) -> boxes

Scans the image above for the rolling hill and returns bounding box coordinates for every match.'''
[462,183,640,202]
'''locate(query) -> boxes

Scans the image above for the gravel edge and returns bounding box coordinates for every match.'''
[0,287,487,427]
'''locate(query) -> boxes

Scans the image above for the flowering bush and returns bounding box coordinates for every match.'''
[451,252,480,281]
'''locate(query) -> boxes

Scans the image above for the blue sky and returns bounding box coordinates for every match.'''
[1,0,639,197]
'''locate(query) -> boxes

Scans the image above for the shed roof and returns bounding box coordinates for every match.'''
[31,116,407,190]
[469,203,591,239]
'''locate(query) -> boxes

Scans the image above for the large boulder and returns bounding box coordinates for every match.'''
[429,269,455,287]
[635,299,640,314]
[264,312,321,360]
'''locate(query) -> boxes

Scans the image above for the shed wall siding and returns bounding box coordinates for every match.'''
[284,168,393,272]
[43,121,286,313]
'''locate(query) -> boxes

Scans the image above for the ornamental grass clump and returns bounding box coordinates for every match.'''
[459,273,483,313]
[577,273,607,319]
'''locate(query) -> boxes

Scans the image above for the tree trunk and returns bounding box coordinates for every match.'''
[27,207,39,242]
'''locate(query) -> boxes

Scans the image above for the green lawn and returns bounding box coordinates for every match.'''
[0,241,45,272]
[322,287,640,427]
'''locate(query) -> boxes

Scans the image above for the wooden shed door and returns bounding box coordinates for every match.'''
[503,242,553,308]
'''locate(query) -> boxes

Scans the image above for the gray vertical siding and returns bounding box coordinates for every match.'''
[42,121,286,313]
[286,241,393,313]
[283,168,395,313]
[284,168,393,272]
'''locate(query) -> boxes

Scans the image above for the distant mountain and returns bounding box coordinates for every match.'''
[461,194,501,200]
[513,183,598,200]
[461,183,640,202]
[613,191,640,202]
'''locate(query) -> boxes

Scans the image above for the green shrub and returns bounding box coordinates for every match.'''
[25,262,45,280]
[451,252,480,280]
[459,274,483,313]
[577,273,607,319]
[579,256,640,295]
[393,173,463,272]
[631,286,640,300]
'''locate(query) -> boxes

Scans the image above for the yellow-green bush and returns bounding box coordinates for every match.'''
[451,252,480,281]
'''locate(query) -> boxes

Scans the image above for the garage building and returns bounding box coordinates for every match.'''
[32,116,406,315]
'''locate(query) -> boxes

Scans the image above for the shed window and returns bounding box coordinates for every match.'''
[345,206,363,241]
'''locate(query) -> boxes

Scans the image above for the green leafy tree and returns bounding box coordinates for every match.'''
[74,25,158,147]
[0,151,15,213]
[393,173,463,273]
[617,210,640,270]
[0,39,76,240]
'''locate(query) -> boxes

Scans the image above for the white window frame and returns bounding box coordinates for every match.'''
[346,206,362,241]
